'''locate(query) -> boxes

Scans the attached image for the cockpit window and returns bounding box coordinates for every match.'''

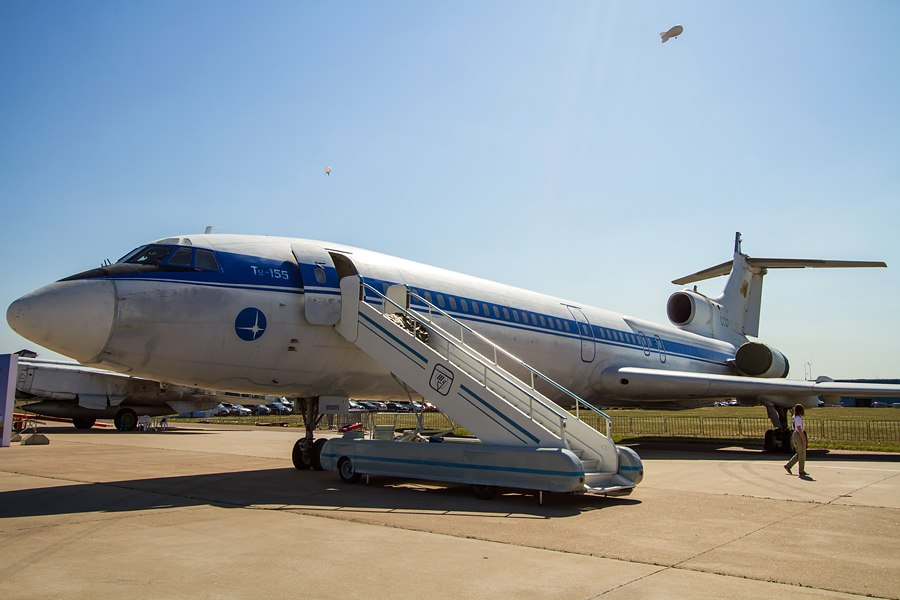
[169,247,193,267]
[62,244,221,282]
[195,249,220,271]
[124,245,175,266]
[117,244,220,272]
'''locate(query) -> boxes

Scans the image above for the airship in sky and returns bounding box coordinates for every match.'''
[660,24,684,43]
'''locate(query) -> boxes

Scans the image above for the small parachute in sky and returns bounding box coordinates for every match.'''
[325,166,332,176]
[660,24,683,43]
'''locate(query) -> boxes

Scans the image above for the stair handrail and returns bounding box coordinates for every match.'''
[407,287,612,437]
[361,282,612,438]
[360,282,569,439]
[405,289,613,438]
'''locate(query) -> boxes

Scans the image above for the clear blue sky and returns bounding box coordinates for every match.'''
[2,1,898,378]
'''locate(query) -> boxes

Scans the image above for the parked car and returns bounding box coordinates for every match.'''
[422,401,439,412]
[245,404,271,415]
[268,401,292,415]
[385,401,409,412]
[223,403,251,416]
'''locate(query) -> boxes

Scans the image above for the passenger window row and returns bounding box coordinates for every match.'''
[367,279,651,351]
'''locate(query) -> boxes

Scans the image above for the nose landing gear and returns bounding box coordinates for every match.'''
[291,397,327,471]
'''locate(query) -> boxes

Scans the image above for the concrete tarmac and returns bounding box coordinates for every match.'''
[1,424,898,599]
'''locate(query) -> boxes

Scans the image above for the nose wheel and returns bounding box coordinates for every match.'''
[292,438,312,470]
[291,397,327,470]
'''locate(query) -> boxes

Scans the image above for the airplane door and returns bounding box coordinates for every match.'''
[566,305,596,363]
[291,242,342,325]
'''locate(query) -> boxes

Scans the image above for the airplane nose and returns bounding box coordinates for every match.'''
[6,280,117,363]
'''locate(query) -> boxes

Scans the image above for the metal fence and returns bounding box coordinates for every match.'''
[332,411,459,432]
[192,411,900,444]
[605,415,772,439]
[590,414,900,443]
[338,412,900,443]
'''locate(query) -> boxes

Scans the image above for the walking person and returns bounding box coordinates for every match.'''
[784,404,808,476]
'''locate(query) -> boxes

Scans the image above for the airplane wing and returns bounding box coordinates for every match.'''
[600,367,900,403]
[15,357,225,423]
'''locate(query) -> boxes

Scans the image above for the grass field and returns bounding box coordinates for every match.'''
[171,405,900,453]
[602,406,900,421]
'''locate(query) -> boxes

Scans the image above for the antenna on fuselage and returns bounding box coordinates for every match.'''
[204,226,216,234]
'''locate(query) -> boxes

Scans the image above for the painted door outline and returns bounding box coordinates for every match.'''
[566,305,595,363]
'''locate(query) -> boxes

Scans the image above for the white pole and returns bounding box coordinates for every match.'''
[1,354,19,447]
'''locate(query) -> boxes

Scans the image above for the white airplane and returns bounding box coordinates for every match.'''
[6,231,900,457]
[14,355,225,430]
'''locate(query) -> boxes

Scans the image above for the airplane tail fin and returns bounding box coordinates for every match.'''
[671,232,886,339]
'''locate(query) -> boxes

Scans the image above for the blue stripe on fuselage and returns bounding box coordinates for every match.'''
[86,249,734,366]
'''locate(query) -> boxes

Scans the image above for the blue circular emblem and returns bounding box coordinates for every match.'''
[234,307,267,341]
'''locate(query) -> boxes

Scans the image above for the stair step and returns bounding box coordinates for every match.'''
[584,471,617,486]
[583,483,635,497]
[583,470,635,496]
[580,458,599,471]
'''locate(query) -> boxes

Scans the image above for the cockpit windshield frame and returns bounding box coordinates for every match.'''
[118,244,221,272]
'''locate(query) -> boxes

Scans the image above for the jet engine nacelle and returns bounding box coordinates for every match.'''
[734,342,790,378]
[666,290,720,337]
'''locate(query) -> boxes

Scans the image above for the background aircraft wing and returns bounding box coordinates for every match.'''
[602,367,900,402]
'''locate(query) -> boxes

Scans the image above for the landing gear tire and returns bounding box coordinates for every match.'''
[471,484,498,500]
[780,429,794,453]
[764,429,794,453]
[114,409,138,432]
[311,438,327,471]
[764,429,776,452]
[292,439,312,470]
[72,417,96,430]
[338,457,361,483]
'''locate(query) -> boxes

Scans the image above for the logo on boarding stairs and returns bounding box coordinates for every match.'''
[429,364,454,396]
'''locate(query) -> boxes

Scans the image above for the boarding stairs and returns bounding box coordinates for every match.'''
[334,276,636,494]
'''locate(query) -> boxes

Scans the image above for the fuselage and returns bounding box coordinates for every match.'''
[7,234,738,404]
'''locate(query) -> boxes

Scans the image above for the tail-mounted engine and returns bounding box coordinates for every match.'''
[666,290,721,338]
[732,341,790,378]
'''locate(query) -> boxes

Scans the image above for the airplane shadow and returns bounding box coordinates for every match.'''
[0,467,639,521]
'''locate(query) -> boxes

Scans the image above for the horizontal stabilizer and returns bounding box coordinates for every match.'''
[673,258,886,285]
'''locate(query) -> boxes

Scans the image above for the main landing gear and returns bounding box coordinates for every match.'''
[291,398,327,471]
[763,403,794,453]
[72,417,96,430]
[114,408,138,431]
